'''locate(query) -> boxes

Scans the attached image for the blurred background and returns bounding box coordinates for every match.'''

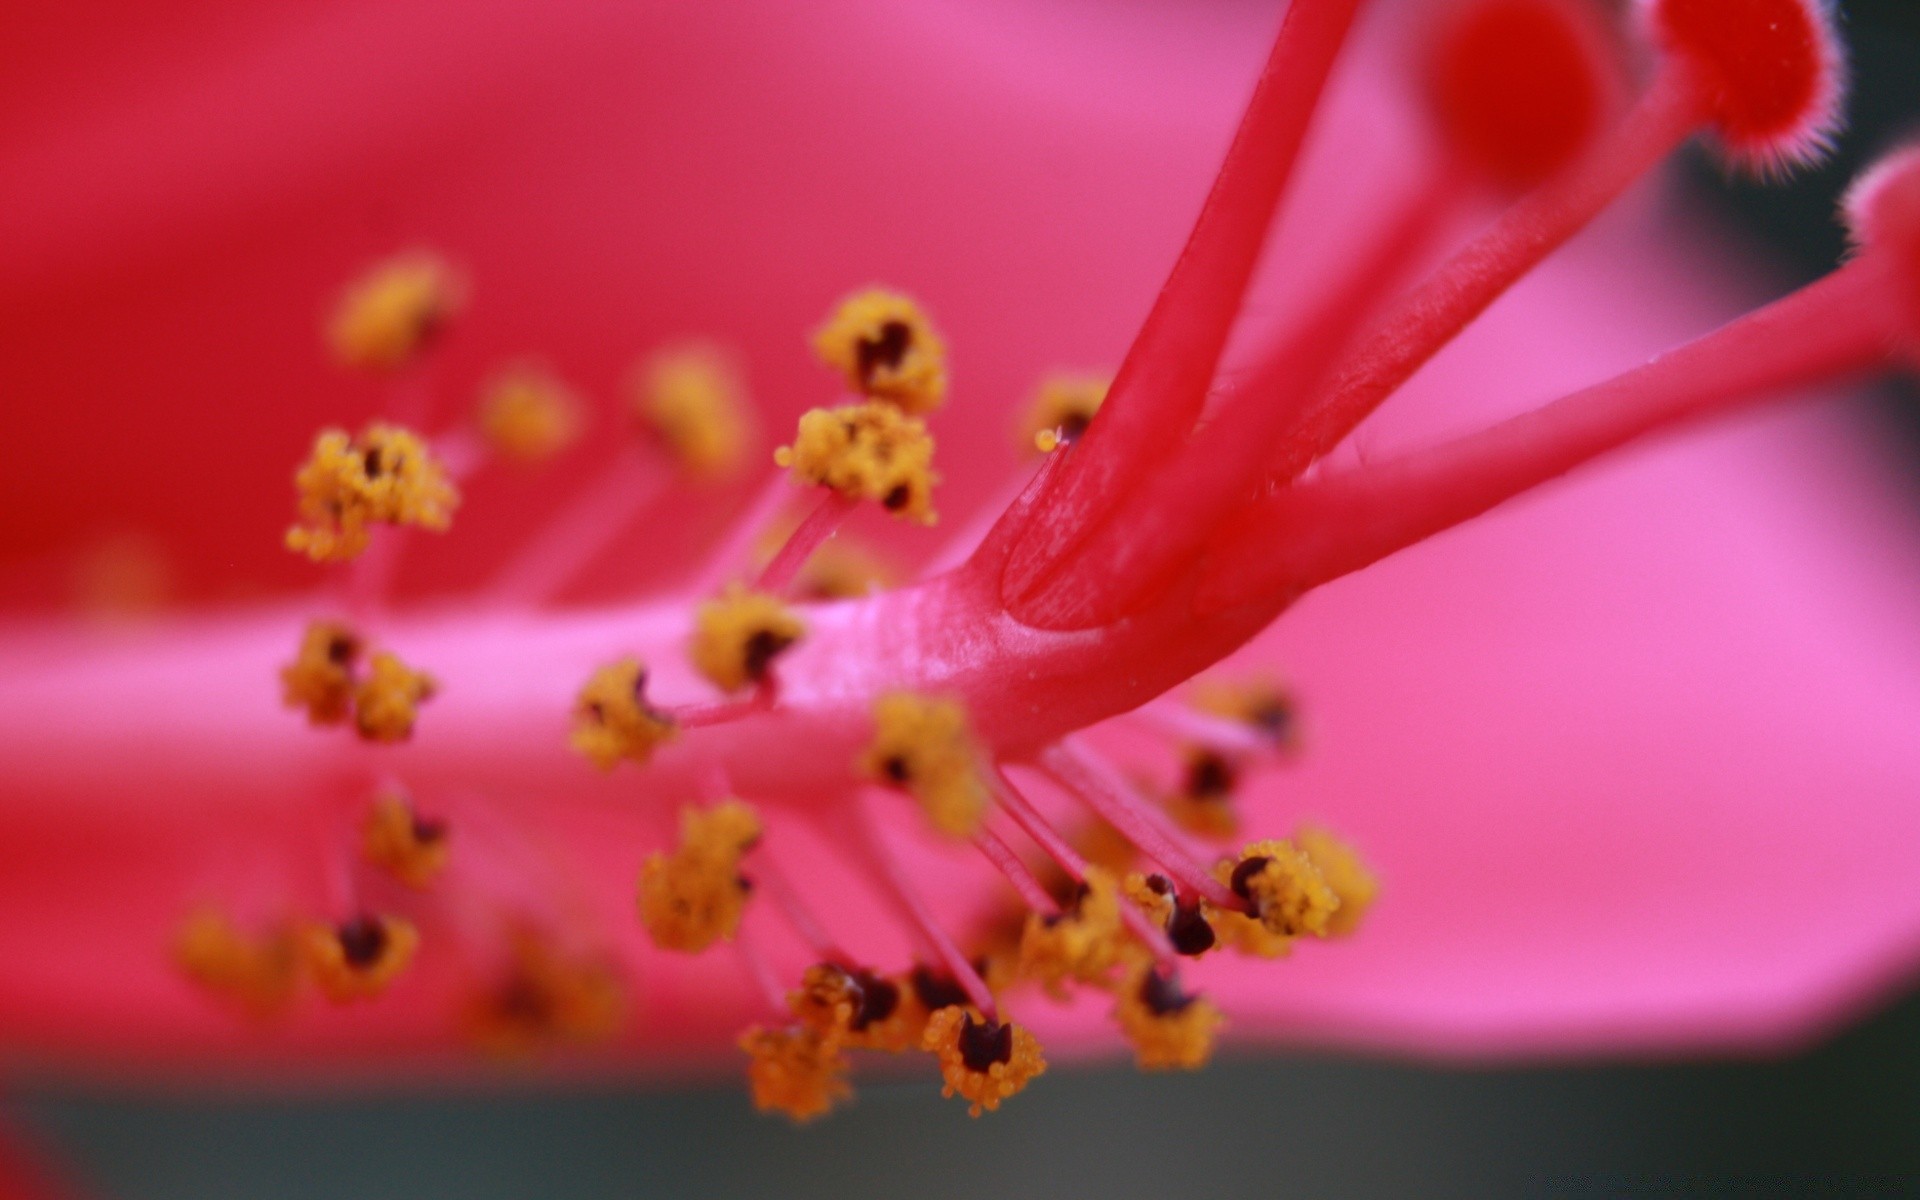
[7,0,1920,1195]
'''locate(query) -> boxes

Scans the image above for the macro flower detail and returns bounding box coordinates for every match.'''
[9,0,1920,1152]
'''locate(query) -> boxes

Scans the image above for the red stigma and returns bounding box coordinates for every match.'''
[1643,0,1843,170]
[1428,0,1621,191]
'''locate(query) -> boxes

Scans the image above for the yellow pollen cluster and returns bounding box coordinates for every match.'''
[689,586,806,694]
[1021,372,1110,453]
[922,1008,1046,1117]
[1164,746,1243,839]
[327,252,463,372]
[285,423,460,562]
[465,927,624,1057]
[1113,965,1223,1071]
[353,651,437,743]
[280,619,362,726]
[1017,866,1128,999]
[775,402,939,524]
[173,909,299,1018]
[861,692,989,838]
[1193,674,1300,751]
[477,366,585,463]
[1296,826,1379,937]
[739,1025,853,1124]
[812,288,948,413]
[299,914,420,1004]
[570,658,677,770]
[790,963,919,1053]
[637,800,762,953]
[634,346,754,480]
[1211,839,1342,956]
[361,795,450,890]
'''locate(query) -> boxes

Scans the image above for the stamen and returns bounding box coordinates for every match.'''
[791,962,918,1053]
[1019,373,1110,454]
[1297,826,1379,937]
[633,345,756,481]
[1039,742,1235,908]
[463,924,624,1056]
[1164,746,1244,840]
[1125,873,1219,958]
[1016,866,1127,999]
[299,913,419,1003]
[812,288,948,414]
[569,658,678,769]
[173,908,299,1017]
[351,650,437,743]
[360,793,450,890]
[972,826,1062,916]
[1112,963,1223,1071]
[327,252,463,373]
[921,1008,1046,1117]
[637,799,761,953]
[476,365,585,464]
[861,692,990,839]
[689,586,805,693]
[754,492,860,595]
[738,1024,852,1124]
[285,423,460,563]
[279,619,362,726]
[848,798,997,1018]
[774,401,939,525]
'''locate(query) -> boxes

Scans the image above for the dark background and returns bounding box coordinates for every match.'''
[11,2,1920,1196]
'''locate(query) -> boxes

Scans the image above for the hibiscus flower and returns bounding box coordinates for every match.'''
[4,0,1920,1155]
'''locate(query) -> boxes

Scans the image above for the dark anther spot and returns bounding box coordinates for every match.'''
[1043,880,1093,927]
[1140,968,1197,1016]
[957,1014,1014,1072]
[1250,700,1294,743]
[855,320,913,382]
[1183,750,1238,799]
[1167,899,1216,957]
[847,969,900,1031]
[336,916,388,968]
[1229,856,1273,904]
[1143,873,1173,896]
[495,974,553,1027]
[1059,412,1092,442]
[741,630,795,682]
[881,756,911,784]
[585,701,605,723]
[910,966,969,1012]
[410,814,447,844]
[362,447,384,476]
[735,874,754,895]
[326,636,357,665]
[881,484,910,511]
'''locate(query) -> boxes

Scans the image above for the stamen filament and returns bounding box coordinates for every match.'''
[733,925,791,1016]
[756,491,860,596]
[482,447,670,608]
[1038,742,1236,908]
[973,826,1061,915]
[671,685,778,731]
[1200,255,1895,608]
[749,848,848,964]
[686,475,793,595]
[847,797,997,1019]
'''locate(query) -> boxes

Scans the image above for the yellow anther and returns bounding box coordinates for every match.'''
[361,795,450,890]
[795,538,895,600]
[1297,826,1378,938]
[922,1008,1046,1117]
[790,963,918,1053]
[570,658,678,770]
[1216,839,1341,950]
[352,650,437,743]
[477,366,585,463]
[634,345,754,480]
[464,927,624,1056]
[637,800,762,953]
[1017,866,1128,999]
[689,586,806,694]
[1164,746,1243,839]
[1193,674,1301,751]
[1112,965,1223,1071]
[280,619,362,726]
[860,692,988,838]
[173,908,299,1018]
[285,423,460,562]
[739,1025,852,1124]
[775,402,939,524]
[327,252,463,372]
[299,914,419,1003]
[812,288,948,413]
[1020,373,1110,453]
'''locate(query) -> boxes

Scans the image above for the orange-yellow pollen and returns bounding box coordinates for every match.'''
[464,926,624,1057]
[352,650,437,743]
[173,908,299,1017]
[285,423,460,562]
[1215,838,1343,952]
[280,619,362,726]
[812,288,948,413]
[570,658,677,769]
[1017,866,1129,998]
[1297,826,1379,937]
[361,795,450,889]
[1193,674,1301,751]
[1021,372,1110,454]
[637,800,761,953]
[790,963,918,1053]
[1165,746,1244,839]
[689,586,805,694]
[1113,965,1222,1071]
[739,1025,852,1124]
[861,692,988,838]
[775,401,940,524]
[477,366,585,463]
[327,252,463,372]
[634,345,755,480]
[922,1008,1046,1117]
[300,914,419,1003]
